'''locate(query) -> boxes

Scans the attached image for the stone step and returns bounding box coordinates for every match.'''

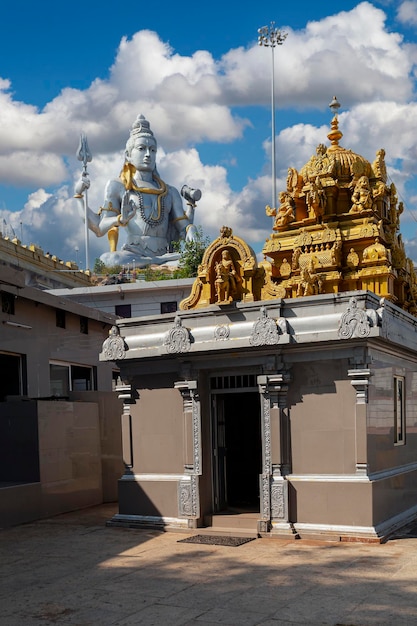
[204,511,259,532]
[193,526,258,539]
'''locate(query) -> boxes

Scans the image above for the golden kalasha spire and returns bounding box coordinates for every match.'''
[327,96,343,151]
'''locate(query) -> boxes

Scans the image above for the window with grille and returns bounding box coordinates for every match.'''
[210,374,257,390]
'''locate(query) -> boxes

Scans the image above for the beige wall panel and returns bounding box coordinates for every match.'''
[0,484,41,528]
[38,401,102,517]
[71,391,123,502]
[291,480,373,527]
[119,479,179,518]
[288,360,356,475]
[372,469,417,526]
[131,387,184,474]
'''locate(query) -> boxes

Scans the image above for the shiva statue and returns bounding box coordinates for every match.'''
[74,114,201,267]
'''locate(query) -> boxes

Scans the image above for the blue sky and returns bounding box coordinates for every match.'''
[1,0,417,268]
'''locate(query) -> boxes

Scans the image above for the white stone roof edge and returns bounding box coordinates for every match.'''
[48,277,194,297]
[100,290,417,361]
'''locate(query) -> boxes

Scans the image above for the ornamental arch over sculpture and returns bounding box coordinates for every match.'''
[180,226,264,310]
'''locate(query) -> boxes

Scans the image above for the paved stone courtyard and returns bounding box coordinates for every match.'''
[1,504,417,625]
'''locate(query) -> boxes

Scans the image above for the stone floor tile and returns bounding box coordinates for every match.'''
[193,607,269,625]
[116,603,203,625]
[2,505,417,626]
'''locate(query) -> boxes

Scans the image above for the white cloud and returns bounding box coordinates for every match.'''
[397,1,417,25]
[221,2,415,108]
[1,2,417,263]
[0,151,67,187]
[0,2,415,164]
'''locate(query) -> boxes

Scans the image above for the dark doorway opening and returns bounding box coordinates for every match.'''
[213,391,262,512]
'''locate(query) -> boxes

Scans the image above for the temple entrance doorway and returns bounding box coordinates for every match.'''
[211,375,262,513]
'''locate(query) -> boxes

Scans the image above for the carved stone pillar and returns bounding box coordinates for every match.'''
[115,382,136,476]
[348,366,371,475]
[174,380,201,526]
[257,373,292,535]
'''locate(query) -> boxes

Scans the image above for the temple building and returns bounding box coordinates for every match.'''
[102,106,417,541]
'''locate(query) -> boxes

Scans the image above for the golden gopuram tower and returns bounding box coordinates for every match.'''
[181,100,417,314]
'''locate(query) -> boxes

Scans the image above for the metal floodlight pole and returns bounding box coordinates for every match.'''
[258,22,287,210]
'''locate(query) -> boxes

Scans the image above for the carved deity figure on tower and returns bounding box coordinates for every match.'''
[301,143,336,183]
[266,192,295,230]
[215,250,239,303]
[74,114,201,267]
[372,148,387,182]
[350,176,374,213]
[306,176,326,221]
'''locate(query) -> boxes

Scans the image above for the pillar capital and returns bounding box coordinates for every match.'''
[348,368,371,404]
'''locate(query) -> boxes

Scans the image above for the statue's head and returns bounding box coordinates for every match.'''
[126,115,157,156]
[125,114,158,173]
[358,175,369,188]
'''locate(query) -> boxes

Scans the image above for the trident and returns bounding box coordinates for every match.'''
[76,132,92,271]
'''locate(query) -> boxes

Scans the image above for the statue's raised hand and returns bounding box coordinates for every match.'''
[185,224,198,242]
[74,173,90,197]
[120,197,136,225]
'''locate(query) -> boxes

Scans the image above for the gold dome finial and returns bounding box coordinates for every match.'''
[327,96,343,151]
[329,96,340,117]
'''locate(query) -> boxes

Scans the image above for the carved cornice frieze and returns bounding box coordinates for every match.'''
[338,296,388,341]
[250,306,286,346]
[164,315,191,353]
[214,324,230,341]
[338,297,372,339]
[101,325,127,360]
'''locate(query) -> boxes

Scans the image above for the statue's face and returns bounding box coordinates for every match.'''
[129,137,157,172]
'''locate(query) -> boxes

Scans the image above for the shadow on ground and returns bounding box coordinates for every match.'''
[388,519,417,540]
[1,504,417,626]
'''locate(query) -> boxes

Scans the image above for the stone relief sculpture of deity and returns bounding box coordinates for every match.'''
[306,176,326,221]
[267,192,295,230]
[372,148,387,182]
[297,263,323,297]
[301,143,336,183]
[215,250,239,303]
[350,176,374,213]
[74,114,201,267]
[286,167,303,196]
